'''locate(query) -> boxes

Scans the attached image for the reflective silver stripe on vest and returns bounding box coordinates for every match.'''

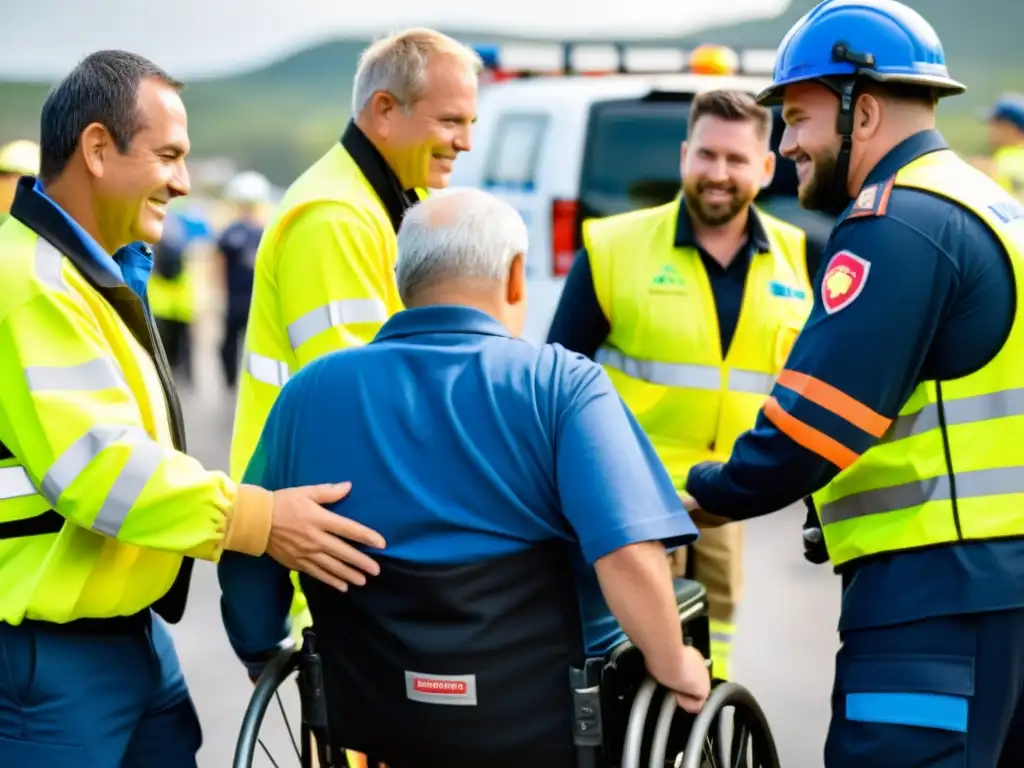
[245,351,290,388]
[819,465,1024,526]
[0,466,38,501]
[40,424,163,537]
[595,347,775,395]
[286,298,388,351]
[728,369,776,396]
[25,358,126,393]
[884,387,1024,443]
[34,239,66,291]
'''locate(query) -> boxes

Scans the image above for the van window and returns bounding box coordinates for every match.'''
[483,113,550,191]
[578,96,796,221]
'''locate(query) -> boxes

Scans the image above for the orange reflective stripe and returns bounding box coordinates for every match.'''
[764,397,859,469]
[776,369,891,438]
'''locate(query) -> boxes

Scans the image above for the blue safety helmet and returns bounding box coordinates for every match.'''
[987,94,1024,133]
[757,0,966,105]
[756,0,964,210]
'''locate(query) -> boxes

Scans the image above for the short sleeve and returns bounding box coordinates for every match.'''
[554,359,698,563]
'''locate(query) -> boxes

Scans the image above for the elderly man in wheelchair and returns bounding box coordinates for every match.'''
[219,189,779,768]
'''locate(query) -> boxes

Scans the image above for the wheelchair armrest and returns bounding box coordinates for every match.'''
[673,578,708,621]
[603,580,708,670]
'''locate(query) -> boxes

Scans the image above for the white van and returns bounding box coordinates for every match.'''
[450,43,835,345]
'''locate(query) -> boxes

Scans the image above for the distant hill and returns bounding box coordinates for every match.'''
[1,1,1020,183]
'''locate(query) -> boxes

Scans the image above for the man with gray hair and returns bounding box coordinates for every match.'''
[219,188,711,767]
[224,28,482,704]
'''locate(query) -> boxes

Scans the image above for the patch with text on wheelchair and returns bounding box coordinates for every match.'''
[232,546,781,768]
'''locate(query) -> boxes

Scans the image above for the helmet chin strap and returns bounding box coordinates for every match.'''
[830,79,857,212]
[826,44,876,213]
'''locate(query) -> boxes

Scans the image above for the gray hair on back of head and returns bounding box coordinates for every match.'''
[395,188,529,304]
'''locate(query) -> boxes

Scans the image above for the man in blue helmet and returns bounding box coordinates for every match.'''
[680,0,1024,764]
[974,94,1024,199]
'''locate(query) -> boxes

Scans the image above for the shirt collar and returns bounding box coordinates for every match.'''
[861,129,948,189]
[9,175,125,288]
[374,305,515,343]
[33,178,124,281]
[674,197,772,254]
[340,120,420,233]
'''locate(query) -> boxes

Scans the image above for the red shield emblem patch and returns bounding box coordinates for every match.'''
[821,250,870,314]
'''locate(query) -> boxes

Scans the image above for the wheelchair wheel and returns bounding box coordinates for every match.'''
[648,681,780,768]
[233,649,316,768]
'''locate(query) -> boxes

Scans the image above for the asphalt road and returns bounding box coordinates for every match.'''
[168,330,842,768]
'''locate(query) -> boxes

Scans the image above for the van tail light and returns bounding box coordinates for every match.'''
[551,199,579,277]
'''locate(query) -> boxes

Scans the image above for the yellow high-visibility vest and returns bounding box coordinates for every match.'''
[585,200,812,485]
[812,149,1024,567]
[992,144,1024,201]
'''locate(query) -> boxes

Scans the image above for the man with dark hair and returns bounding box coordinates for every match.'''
[683,0,1024,763]
[547,88,815,683]
[0,49,386,767]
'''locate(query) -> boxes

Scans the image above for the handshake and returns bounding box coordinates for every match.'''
[680,493,830,566]
[678,493,730,529]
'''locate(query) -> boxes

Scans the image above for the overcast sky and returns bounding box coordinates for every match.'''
[2,0,792,81]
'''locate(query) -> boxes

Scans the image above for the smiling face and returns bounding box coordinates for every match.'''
[377,52,478,190]
[681,113,775,227]
[779,82,843,211]
[92,76,191,245]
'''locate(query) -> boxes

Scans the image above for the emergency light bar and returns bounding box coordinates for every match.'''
[473,42,776,79]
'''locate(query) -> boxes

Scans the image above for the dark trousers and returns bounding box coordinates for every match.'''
[220,310,248,389]
[0,613,202,767]
[826,608,1024,766]
[155,318,191,384]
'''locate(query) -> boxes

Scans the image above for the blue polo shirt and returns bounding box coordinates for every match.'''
[686,130,1024,631]
[218,305,698,668]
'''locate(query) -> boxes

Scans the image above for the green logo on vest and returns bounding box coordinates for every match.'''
[650,264,686,291]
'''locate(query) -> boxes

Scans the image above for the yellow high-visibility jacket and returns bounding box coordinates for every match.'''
[0,178,272,626]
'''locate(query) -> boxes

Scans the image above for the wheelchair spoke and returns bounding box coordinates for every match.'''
[729,718,752,768]
[275,688,302,761]
[257,738,284,768]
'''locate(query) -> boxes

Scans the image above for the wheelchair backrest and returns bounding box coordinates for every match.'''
[300,542,586,767]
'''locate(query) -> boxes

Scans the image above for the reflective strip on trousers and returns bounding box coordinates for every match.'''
[0,466,38,501]
[34,238,66,292]
[24,358,126,392]
[883,387,1024,443]
[595,347,775,395]
[287,298,388,351]
[40,424,164,537]
[819,465,1024,526]
[245,351,291,388]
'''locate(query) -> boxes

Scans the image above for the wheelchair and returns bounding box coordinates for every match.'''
[233,580,780,768]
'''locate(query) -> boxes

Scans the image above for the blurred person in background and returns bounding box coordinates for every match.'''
[547,89,813,682]
[0,139,40,223]
[217,170,272,390]
[149,210,196,385]
[971,93,1024,200]
[0,49,384,768]
[224,33,480,765]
